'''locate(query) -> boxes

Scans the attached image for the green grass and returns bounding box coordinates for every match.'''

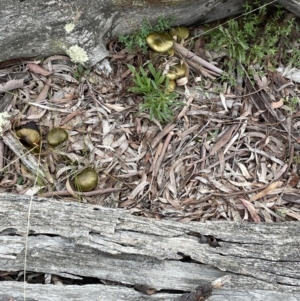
[283,96,299,111]
[204,2,299,81]
[128,63,184,122]
[293,155,300,164]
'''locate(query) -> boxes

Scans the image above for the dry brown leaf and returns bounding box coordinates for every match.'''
[230,207,243,222]
[119,198,137,208]
[208,177,232,193]
[104,103,127,112]
[168,167,177,197]
[240,198,261,222]
[43,55,70,65]
[255,203,286,221]
[60,111,83,125]
[164,188,181,209]
[210,124,238,155]
[52,73,78,83]
[176,76,188,86]
[271,99,284,109]
[149,142,162,173]
[28,77,52,116]
[181,198,197,205]
[0,78,24,92]
[219,92,228,111]
[127,181,149,199]
[26,110,47,120]
[260,208,273,223]
[37,78,51,101]
[250,181,283,201]
[274,164,288,181]
[153,131,174,176]
[177,94,194,120]
[285,210,300,221]
[289,173,300,187]
[65,179,80,200]
[27,63,53,76]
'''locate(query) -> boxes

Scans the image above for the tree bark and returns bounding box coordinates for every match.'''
[1,0,292,67]
[0,193,300,300]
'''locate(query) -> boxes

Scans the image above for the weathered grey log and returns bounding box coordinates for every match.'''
[0,283,175,301]
[277,0,300,16]
[1,0,293,67]
[0,193,300,300]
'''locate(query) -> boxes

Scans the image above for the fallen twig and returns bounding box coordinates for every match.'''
[174,42,223,75]
[41,187,124,197]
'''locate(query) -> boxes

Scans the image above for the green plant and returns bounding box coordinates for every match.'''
[293,155,300,164]
[74,64,90,81]
[204,2,298,77]
[283,96,299,111]
[288,49,300,69]
[119,16,174,54]
[127,63,184,122]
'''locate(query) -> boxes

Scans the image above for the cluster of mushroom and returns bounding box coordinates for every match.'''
[15,123,98,192]
[16,122,69,149]
[146,26,189,91]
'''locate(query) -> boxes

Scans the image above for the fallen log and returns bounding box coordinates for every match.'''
[0,193,300,300]
[2,0,299,67]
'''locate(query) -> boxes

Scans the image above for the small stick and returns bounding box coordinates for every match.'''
[0,141,4,171]
[185,58,217,79]
[174,42,223,75]
[41,187,124,197]
[177,94,195,120]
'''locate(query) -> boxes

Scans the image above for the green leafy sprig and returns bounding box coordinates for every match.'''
[128,63,184,122]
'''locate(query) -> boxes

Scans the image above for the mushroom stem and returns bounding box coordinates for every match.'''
[173,42,223,75]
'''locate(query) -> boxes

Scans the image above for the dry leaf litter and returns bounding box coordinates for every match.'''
[1,25,300,225]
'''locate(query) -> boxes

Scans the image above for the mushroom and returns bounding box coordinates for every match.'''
[166,80,176,93]
[166,63,187,80]
[16,122,40,148]
[74,167,98,192]
[47,128,68,147]
[152,48,175,58]
[146,32,174,53]
[166,48,175,56]
[169,26,189,41]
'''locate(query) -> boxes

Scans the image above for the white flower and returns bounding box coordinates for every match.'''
[65,23,75,33]
[66,45,88,64]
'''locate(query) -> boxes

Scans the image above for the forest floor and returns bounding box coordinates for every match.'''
[1,3,300,223]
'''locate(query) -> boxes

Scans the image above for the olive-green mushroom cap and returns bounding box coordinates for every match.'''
[169,26,189,41]
[47,128,68,147]
[166,63,187,80]
[16,128,40,147]
[146,32,174,53]
[16,122,40,147]
[166,80,176,93]
[74,167,98,192]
